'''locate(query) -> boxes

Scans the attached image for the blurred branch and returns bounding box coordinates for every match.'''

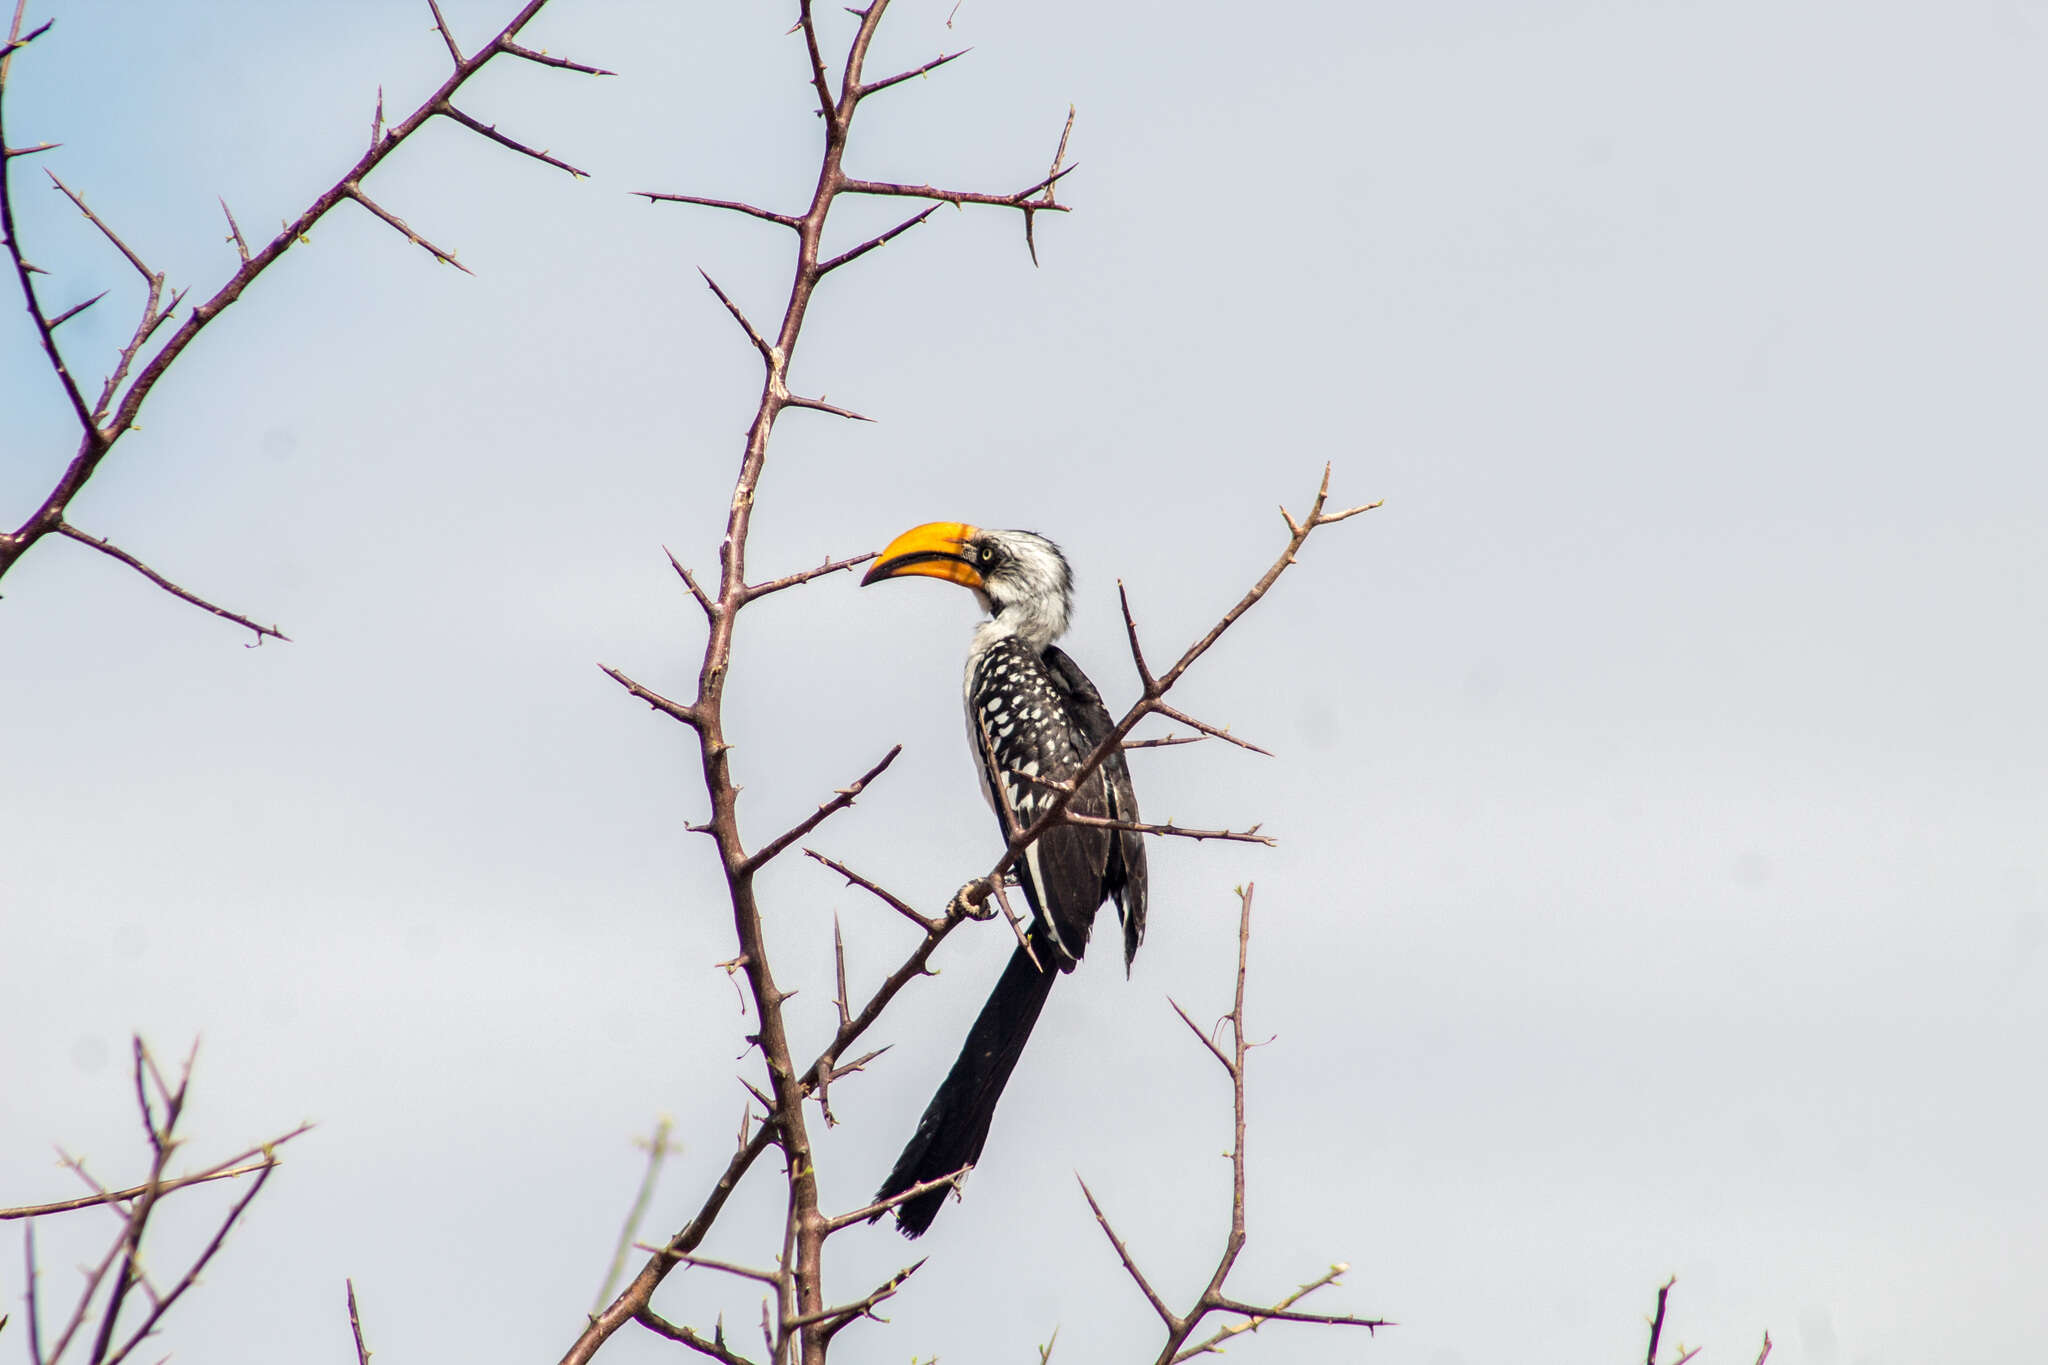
[15,1038,306,1365]
[592,1119,677,1317]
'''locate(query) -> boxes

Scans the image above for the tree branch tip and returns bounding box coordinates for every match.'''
[6,18,55,51]
[1317,498,1384,525]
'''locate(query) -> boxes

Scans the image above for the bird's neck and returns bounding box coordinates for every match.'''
[975,597,1065,653]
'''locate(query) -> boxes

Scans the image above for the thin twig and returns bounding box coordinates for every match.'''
[46,290,105,329]
[592,1119,675,1315]
[650,1249,782,1287]
[425,0,464,65]
[438,103,589,177]
[817,205,938,274]
[635,1308,760,1365]
[802,849,934,933]
[635,192,801,230]
[503,41,615,76]
[217,198,249,261]
[838,164,1076,212]
[856,48,969,98]
[698,268,774,363]
[45,171,154,281]
[1061,813,1275,845]
[599,664,702,728]
[1121,731,1205,750]
[740,746,901,875]
[1078,1177,1179,1330]
[347,1280,371,1365]
[55,523,289,643]
[1,1127,311,1220]
[801,1258,926,1340]
[1646,1277,1675,1365]
[344,184,473,272]
[822,1168,970,1233]
[743,551,876,602]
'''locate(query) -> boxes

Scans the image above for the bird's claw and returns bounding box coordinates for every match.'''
[949,879,999,921]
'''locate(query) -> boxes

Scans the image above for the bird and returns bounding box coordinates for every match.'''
[861,521,1147,1237]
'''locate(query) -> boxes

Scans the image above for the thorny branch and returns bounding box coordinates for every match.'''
[1079,887,1387,1364]
[0,0,607,634]
[577,6,1082,1355]
[952,467,1381,918]
[1642,1278,1770,1365]
[577,6,1377,1365]
[12,1038,307,1365]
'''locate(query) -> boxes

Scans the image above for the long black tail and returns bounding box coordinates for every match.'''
[873,937,1059,1237]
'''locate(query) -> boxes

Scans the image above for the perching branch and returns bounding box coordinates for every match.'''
[572,8,1385,1365]
[0,0,606,630]
[572,7,1084,1356]
[953,468,1379,917]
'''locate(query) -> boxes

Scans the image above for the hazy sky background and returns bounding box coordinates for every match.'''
[4,2,2044,1362]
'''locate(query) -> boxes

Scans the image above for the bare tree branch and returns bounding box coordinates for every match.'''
[636,1308,760,1365]
[1078,1177,1179,1331]
[0,0,603,627]
[502,41,614,77]
[1060,812,1275,845]
[55,523,289,643]
[741,746,901,875]
[347,1280,371,1365]
[592,1118,675,1316]
[217,197,250,261]
[438,103,589,178]
[838,165,1075,212]
[744,551,876,602]
[817,205,937,274]
[425,0,464,65]
[45,288,104,328]
[698,268,775,364]
[802,849,934,933]
[1646,1277,1676,1365]
[821,1168,969,1233]
[0,1126,311,1221]
[344,184,472,272]
[19,1039,304,1365]
[856,48,969,99]
[1077,890,1387,1364]
[635,192,801,231]
[599,664,703,728]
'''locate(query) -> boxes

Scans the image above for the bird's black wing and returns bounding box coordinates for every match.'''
[968,637,1117,965]
[1040,644,1148,968]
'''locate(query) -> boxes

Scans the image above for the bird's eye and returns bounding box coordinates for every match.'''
[977,545,997,566]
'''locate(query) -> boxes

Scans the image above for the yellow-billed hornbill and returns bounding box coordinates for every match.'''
[862,522,1147,1237]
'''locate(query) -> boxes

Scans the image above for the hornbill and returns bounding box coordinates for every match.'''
[862,522,1147,1237]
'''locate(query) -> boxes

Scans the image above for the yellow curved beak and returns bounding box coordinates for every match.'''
[862,521,984,590]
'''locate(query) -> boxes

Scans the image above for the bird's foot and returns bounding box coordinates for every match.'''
[948,878,999,921]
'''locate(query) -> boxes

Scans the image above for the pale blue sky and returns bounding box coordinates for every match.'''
[4,2,2045,1363]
